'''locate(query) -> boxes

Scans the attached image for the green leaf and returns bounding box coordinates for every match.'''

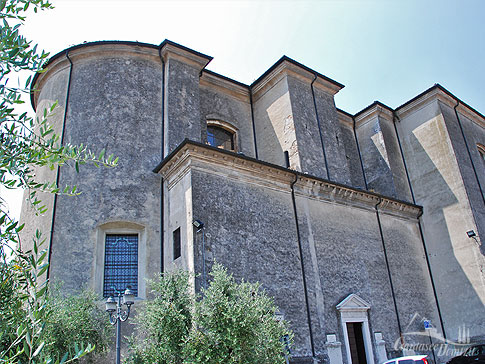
[32,341,44,357]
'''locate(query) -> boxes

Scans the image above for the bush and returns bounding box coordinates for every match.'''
[41,288,113,363]
[128,263,292,364]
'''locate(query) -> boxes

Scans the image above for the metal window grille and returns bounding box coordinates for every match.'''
[103,234,138,297]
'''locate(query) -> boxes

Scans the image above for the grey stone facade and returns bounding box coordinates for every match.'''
[22,40,485,364]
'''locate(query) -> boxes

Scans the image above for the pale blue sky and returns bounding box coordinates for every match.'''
[23,0,485,114]
[3,0,484,220]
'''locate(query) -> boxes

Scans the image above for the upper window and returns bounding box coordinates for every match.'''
[206,119,238,151]
[103,234,138,297]
[207,126,234,150]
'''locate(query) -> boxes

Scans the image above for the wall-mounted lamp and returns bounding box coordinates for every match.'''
[466,230,481,246]
[193,219,204,232]
[466,230,476,238]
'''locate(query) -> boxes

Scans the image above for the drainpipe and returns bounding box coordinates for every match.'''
[416,208,447,339]
[393,113,415,204]
[393,113,447,339]
[290,174,316,359]
[453,101,485,207]
[375,198,403,345]
[158,46,165,273]
[249,89,259,159]
[352,115,368,190]
[47,50,73,280]
[310,75,330,180]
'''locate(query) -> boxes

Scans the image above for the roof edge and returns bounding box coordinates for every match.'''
[250,55,344,90]
[153,139,422,212]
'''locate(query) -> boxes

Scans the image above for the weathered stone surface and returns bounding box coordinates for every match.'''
[23,41,485,364]
[199,83,255,157]
[45,49,163,296]
[397,98,485,342]
[313,87,351,184]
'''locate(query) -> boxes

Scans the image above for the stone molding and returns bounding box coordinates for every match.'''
[157,141,422,220]
[396,86,485,128]
[336,293,371,312]
[355,103,394,128]
[32,43,161,109]
[160,41,212,70]
[200,71,250,102]
[337,109,354,128]
[252,59,343,102]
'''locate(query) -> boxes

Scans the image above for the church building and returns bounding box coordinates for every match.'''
[22,40,485,364]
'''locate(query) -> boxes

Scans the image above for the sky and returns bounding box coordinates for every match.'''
[2,0,485,221]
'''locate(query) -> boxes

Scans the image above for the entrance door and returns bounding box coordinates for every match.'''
[346,322,368,364]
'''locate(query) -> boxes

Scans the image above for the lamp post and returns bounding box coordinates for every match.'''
[105,288,135,364]
[275,311,290,364]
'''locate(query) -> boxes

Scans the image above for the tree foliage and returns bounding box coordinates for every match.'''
[41,288,112,363]
[128,264,292,364]
[0,1,117,363]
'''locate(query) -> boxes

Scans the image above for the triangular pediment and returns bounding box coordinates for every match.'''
[336,294,370,312]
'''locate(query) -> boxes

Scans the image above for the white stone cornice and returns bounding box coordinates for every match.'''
[455,103,485,129]
[160,43,211,70]
[337,110,353,128]
[396,87,453,120]
[295,176,421,219]
[199,72,250,102]
[32,43,161,110]
[337,294,371,312]
[160,144,295,193]
[396,87,485,128]
[252,60,343,101]
[158,142,422,220]
[355,104,394,128]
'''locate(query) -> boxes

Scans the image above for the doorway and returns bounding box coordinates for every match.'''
[346,322,368,364]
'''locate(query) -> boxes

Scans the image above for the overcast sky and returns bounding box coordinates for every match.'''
[3,0,485,221]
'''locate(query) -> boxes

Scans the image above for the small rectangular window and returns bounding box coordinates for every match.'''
[173,227,181,260]
[103,234,138,297]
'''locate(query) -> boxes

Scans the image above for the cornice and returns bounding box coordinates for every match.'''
[251,58,343,102]
[295,176,421,219]
[160,41,212,70]
[455,102,485,129]
[354,103,394,129]
[199,71,250,102]
[337,109,353,128]
[395,86,452,120]
[32,43,161,110]
[160,143,295,193]
[156,141,422,220]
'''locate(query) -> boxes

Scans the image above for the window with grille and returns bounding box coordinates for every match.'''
[207,126,234,150]
[103,234,138,297]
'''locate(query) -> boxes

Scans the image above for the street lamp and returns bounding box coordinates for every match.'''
[105,287,135,364]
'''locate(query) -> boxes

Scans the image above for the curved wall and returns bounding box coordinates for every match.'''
[30,43,164,296]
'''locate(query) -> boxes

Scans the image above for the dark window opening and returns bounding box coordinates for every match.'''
[346,322,367,364]
[173,227,181,260]
[284,151,290,168]
[103,234,138,297]
[207,126,234,150]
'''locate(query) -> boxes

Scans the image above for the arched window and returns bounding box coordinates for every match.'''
[206,120,237,151]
